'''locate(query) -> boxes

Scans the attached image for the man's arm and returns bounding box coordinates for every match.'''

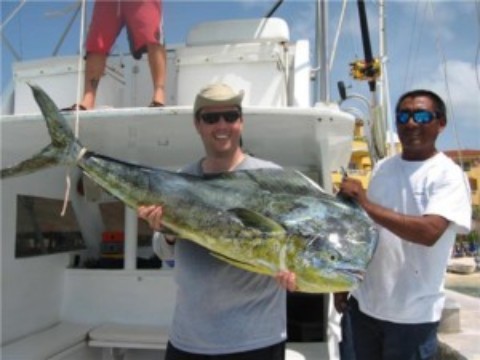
[340,178,449,247]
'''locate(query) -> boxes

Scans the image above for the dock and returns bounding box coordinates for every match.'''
[438,257,480,360]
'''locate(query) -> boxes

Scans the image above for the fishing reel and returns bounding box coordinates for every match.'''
[349,58,381,81]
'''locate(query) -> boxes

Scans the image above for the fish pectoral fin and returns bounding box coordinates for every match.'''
[228,208,285,233]
[210,252,272,276]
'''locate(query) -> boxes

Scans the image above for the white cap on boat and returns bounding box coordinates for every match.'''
[194,83,244,115]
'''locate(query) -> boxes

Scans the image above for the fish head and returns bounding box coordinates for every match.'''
[288,212,378,293]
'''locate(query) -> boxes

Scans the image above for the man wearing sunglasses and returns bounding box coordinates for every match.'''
[335,89,471,359]
[138,83,295,360]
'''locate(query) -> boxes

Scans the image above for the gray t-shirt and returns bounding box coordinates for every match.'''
[169,155,287,354]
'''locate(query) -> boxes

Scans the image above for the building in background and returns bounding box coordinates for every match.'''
[444,150,480,207]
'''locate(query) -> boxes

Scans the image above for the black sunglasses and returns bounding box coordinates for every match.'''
[199,111,241,125]
[396,110,439,125]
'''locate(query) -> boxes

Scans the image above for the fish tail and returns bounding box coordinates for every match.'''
[1,84,82,179]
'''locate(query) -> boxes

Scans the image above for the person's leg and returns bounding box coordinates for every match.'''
[125,0,166,106]
[147,43,166,106]
[63,0,120,110]
[339,308,356,360]
[383,321,439,360]
[348,297,382,360]
[80,53,107,109]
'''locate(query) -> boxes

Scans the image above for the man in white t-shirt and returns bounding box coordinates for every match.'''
[336,89,471,360]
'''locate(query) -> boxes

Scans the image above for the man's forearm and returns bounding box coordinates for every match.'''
[361,200,449,247]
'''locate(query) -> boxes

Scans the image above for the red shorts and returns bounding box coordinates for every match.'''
[85,0,164,59]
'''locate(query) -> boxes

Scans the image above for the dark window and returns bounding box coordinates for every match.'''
[15,195,85,258]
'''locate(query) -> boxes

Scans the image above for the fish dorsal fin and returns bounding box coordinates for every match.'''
[228,208,285,233]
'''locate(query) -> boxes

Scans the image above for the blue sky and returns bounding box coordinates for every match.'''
[2,0,479,150]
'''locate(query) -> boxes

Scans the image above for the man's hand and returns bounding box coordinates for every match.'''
[339,177,367,206]
[334,292,349,313]
[276,270,297,292]
[138,205,164,231]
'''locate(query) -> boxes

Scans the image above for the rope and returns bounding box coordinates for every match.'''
[76,147,88,163]
[329,0,348,71]
[61,0,87,217]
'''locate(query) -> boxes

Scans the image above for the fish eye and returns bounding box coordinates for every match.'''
[329,254,337,262]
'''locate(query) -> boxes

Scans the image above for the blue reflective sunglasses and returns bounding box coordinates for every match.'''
[396,110,438,125]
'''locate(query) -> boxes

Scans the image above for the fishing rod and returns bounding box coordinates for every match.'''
[356,0,377,93]
[338,0,387,165]
[355,0,385,163]
[264,0,284,18]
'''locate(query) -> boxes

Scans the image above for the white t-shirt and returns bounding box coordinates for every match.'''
[352,152,471,323]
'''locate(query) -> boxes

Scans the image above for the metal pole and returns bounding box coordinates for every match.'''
[0,0,26,33]
[124,207,138,270]
[378,0,385,108]
[315,3,335,355]
[316,0,329,102]
[378,0,396,155]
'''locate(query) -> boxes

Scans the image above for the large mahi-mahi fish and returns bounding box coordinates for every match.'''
[1,85,378,293]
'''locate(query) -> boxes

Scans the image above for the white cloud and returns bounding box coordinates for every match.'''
[409,60,480,149]
[412,60,480,127]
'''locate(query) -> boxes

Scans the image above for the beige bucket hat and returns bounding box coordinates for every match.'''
[194,83,244,114]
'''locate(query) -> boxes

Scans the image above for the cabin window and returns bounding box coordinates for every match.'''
[15,195,85,258]
[79,176,154,264]
[83,201,160,269]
